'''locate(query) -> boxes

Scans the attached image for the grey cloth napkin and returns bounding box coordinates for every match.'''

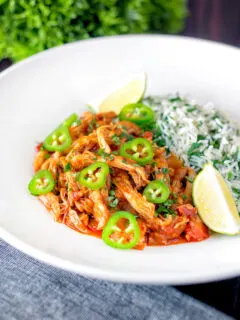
[0,240,233,320]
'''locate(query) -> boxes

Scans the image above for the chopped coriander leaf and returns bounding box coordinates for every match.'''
[187,142,202,157]
[111,134,120,146]
[107,195,119,208]
[88,118,97,132]
[109,190,115,196]
[162,168,169,174]
[151,161,157,167]
[197,134,206,141]
[172,192,178,199]
[169,96,182,102]
[186,106,197,112]
[71,119,81,127]
[119,132,134,141]
[44,153,50,160]
[182,194,188,200]
[228,172,233,180]
[109,168,114,174]
[87,105,96,114]
[185,176,194,183]
[97,149,114,160]
[64,162,71,172]
[157,204,176,216]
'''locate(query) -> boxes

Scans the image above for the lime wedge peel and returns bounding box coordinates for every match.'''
[88,72,146,114]
[193,163,240,235]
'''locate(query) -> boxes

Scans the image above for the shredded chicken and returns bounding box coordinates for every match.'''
[113,172,155,221]
[32,110,209,249]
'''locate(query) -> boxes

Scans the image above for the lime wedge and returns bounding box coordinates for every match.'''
[91,72,146,114]
[193,163,240,235]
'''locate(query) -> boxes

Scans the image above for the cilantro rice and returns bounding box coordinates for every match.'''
[144,96,240,212]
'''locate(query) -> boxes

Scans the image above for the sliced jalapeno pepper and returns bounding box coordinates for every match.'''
[120,138,153,165]
[119,103,154,126]
[78,162,109,190]
[60,113,78,128]
[143,180,170,203]
[102,211,140,249]
[43,126,72,152]
[28,169,55,196]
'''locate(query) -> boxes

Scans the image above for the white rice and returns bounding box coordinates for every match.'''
[144,95,240,212]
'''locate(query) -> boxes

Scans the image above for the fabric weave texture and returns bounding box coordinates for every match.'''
[0,240,233,320]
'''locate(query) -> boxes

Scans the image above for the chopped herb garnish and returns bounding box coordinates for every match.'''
[187,142,202,157]
[228,171,233,180]
[182,194,188,200]
[71,119,81,127]
[109,190,115,196]
[64,162,71,172]
[157,199,176,216]
[162,168,169,174]
[185,176,194,183]
[197,134,206,141]
[119,131,134,141]
[107,195,119,208]
[87,105,96,114]
[97,149,114,160]
[169,96,182,102]
[88,118,97,133]
[44,153,50,160]
[111,134,120,146]
[186,106,197,112]
[109,168,114,174]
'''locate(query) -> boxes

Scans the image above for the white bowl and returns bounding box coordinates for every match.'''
[0,35,240,285]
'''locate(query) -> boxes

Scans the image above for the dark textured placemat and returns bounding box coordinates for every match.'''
[0,240,233,320]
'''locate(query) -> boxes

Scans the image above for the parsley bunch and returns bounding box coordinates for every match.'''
[0,0,187,61]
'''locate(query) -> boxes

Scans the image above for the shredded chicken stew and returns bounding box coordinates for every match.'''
[30,110,209,250]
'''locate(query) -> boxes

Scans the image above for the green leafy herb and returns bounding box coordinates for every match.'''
[88,118,97,133]
[162,168,169,174]
[44,153,50,160]
[187,142,202,157]
[87,105,96,114]
[107,191,119,208]
[119,131,134,141]
[109,190,115,196]
[157,199,176,216]
[112,134,120,146]
[97,149,114,160]
[0,1,187,62]
[64,162,71,172]
[71,119,81,127]
[185,176,194,183]
[197,134,206,141]
[169,96,182,102]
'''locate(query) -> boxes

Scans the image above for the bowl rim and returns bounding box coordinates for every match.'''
[0,34,239,284]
